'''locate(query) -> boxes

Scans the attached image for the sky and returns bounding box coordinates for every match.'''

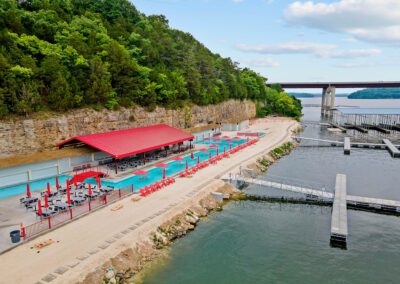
[132,0,400,93]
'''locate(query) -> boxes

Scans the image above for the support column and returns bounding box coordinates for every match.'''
[321,87,327,116]
[328,86,336,118]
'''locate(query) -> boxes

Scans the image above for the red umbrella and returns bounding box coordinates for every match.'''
[198,148,208,152]
[44,195,49,208]
[226,138,233,142]
[190,152,194,159]
[133,170,148,175]
[67,188,71,205]
[209,144,218,148]
[155,163,168,168]
[197,156,200,165]
[162,168,166,179]
[26,184,31,198]
[204,137,210,141]
[172,156,184,161]
[214,137,221,141]
[37,200,42,215]
[88,184,92,196]
[47,182,51,196]
[185,160,189,170]
[55,176,59,188]
[233,136,241,139]
[223,135,229,138]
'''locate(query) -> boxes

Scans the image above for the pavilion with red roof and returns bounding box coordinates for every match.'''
[57,124,194,174]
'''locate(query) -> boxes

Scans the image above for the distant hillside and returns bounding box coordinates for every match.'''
[289,93,316,98]
[348,88,400,99]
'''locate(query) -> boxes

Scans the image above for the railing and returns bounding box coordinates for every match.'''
[232,175,334,199]
[23,185,134,240]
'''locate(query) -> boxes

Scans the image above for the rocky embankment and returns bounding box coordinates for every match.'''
[80,183,242,284]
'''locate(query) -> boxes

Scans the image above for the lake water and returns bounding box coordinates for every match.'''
[140,98,400,284]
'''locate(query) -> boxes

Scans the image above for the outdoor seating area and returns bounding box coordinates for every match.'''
[19,178,116,219]
[104,144,190,173]
[139,177,176,197]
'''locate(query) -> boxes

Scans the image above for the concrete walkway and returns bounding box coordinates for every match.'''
[0,118,298,284]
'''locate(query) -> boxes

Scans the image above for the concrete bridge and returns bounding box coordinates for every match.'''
[266,81,400,117]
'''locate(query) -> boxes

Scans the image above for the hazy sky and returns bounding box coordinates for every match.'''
[133,0,400,92]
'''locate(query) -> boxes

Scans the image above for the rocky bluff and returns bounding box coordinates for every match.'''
[0,100,255,158]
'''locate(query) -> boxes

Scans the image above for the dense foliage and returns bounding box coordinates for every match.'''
[348,88,400,99]
[0,0,301,119]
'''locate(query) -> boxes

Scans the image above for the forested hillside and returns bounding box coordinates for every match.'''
[0,0,301,119]
[348,88,400,99]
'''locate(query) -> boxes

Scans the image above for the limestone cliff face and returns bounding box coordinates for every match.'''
[0,100,255,158]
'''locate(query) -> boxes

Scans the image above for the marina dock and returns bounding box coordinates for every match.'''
[344,137,351,155]
[383,139,400,158]
[344,124,368,133]
[293,136,400,157]
[329,123,347,133]
[229,175,400,213]
[226,173,400,248]
[330,174,348,246]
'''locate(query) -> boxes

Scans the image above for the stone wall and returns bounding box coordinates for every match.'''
[0,100,255,158]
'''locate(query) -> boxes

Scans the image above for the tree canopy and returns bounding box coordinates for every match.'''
[0,0,301,119]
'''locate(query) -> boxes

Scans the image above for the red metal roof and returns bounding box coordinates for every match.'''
[57,124,194,159]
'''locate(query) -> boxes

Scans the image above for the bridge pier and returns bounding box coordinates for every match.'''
[321,86,336,118]
[321,87,327,116]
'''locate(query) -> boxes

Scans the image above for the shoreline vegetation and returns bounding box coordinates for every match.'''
[0,0,301,120]
[83,133,301,284]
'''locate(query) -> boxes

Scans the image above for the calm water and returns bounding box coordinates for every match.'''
[142,98,400,284]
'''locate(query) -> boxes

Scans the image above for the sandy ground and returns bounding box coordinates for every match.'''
[0,117,299,284]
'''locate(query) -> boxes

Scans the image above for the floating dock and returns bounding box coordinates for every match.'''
[344,137,351,155]
[229,175,400,213]
[379,124,400,132]
[330,174,348,247]
[361,124,391,134]
[344,124,368,133]
[329,123,347,133]
[383,139,400,158]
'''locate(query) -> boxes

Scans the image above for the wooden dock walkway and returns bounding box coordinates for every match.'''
[344,137,350,155]
[330,174,348,246]
[383,139,400,158]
